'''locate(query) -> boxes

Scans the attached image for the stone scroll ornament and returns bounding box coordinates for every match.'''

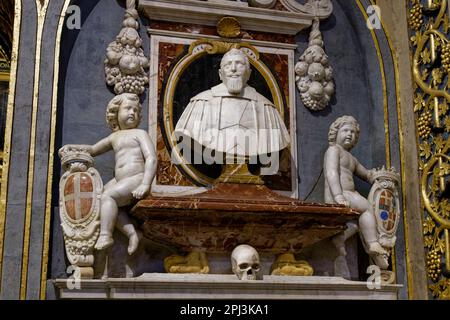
[295,18,334,111]
[105,0,149,95]
[59,147,103,279]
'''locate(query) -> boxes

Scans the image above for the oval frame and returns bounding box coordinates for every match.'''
[162,39,286,186]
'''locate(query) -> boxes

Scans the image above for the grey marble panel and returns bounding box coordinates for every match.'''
[1,0,37,300]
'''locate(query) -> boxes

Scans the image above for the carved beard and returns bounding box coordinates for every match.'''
[224,76,245,94]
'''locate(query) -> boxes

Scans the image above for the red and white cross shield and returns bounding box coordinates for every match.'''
[62,172,97,221]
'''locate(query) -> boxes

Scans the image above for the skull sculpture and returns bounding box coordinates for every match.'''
[231,244,262,280]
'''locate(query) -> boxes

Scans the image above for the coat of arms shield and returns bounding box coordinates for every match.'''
[60,168,103,224]
[367,168,401,247]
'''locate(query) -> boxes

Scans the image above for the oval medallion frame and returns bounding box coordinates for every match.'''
[162,39,287,186]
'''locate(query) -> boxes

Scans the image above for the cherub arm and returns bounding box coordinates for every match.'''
[324,146,348,206]
[355,160,375,184]
[132,131,157,199]
[58,136,112,158]
[89,136,113,156]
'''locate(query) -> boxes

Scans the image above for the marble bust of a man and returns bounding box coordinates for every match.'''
[174,48,290,158]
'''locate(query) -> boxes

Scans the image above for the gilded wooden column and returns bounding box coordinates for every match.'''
[407,0,450,299]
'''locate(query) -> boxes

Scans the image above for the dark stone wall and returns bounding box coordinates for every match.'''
[51,0,151,279]
[297,0,386,202]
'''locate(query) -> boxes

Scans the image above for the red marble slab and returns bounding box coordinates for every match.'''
[131,183,359,253]
[156,43,194,187]
[150,21,296,44]
[255,52,292,190]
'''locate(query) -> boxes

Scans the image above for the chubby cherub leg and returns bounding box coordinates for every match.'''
[343,191,387,255]
[116,210,141,255]
[95,192,118,250]
[332,221,358,256]
[359,211,387,255]
[95,175,142,251]
[95,179,117,250]
[332,191,370,255]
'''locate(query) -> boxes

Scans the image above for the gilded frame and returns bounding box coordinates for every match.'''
[163,39,286,187]
[148,33,298,197]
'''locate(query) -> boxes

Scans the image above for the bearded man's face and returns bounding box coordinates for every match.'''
[220,54,250,94]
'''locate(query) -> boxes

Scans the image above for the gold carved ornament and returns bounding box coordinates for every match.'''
[409,0,450,299]
[217,17,241,38]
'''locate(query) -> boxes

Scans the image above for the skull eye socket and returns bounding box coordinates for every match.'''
[252,264,260,270]
[239,263,249,269]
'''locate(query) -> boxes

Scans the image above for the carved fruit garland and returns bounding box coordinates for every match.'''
[105,0,149,95]
[295,18,334,111]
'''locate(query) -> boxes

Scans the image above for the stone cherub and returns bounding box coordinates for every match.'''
[324,116,390,271]
[61,93,156,255]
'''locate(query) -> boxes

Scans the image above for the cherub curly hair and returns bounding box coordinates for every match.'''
[328,115,360,146]
[106,93,142,131]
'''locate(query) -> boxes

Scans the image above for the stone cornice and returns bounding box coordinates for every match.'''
[139,0,332,35]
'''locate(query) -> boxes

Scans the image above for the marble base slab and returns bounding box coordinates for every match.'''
[53,274,401,300]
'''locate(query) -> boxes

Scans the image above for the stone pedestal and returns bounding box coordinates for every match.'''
[53,273,401,299]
